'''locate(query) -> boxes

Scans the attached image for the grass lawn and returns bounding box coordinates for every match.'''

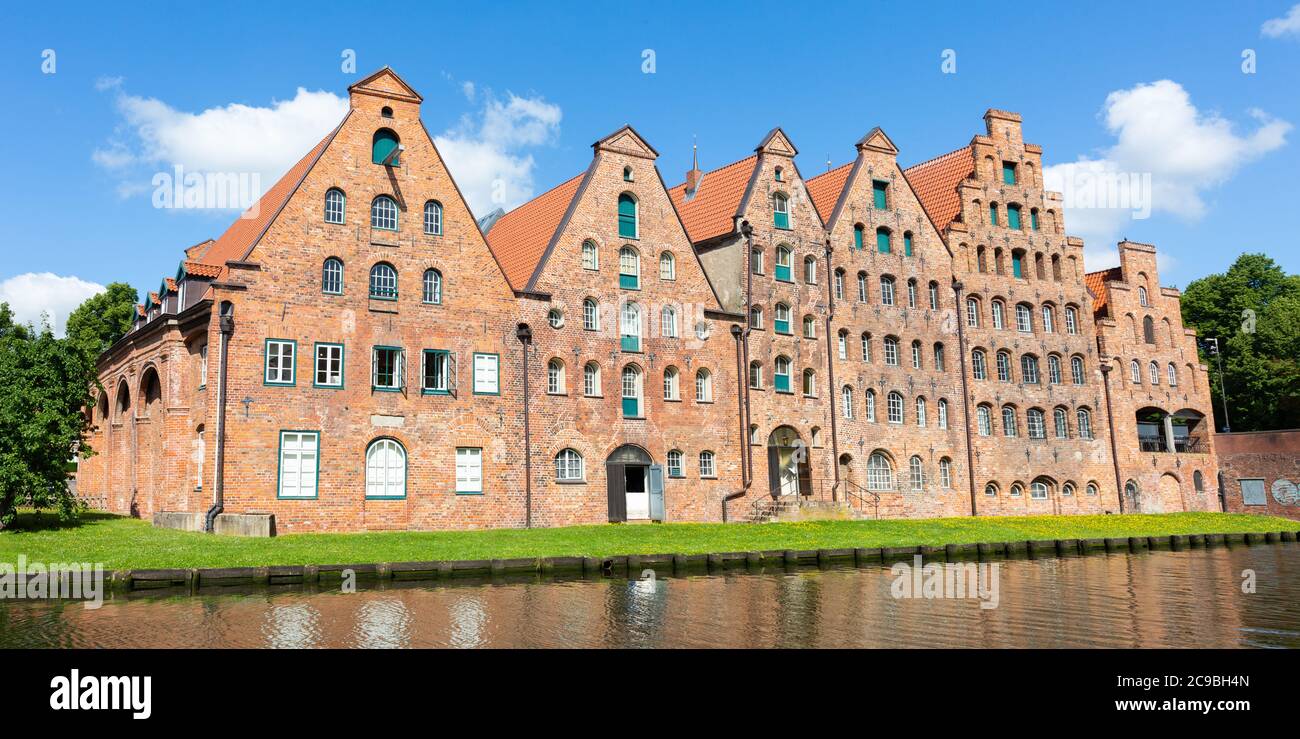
[1,509,1296,571]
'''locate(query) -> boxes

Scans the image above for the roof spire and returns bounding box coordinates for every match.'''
[685,135,703,196]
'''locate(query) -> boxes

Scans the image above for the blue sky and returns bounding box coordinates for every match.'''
[2,0,1298,332]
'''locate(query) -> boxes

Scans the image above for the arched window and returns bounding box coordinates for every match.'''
[834,269,845,300]
[663,366,680,400]
[749,305,764,329]
[971,349,987,380]
[422,269,442,304]
[907,278,918,309]
[1143,315,1156,344]
[991,299,1005,329]
[545,307,563,328]
[365,438,406,499]
[876,227,891,254]
[865,389,876,421]
[1071,356,1085,385]
[752,247,765,275]
[748,361,763,389]
[1026,408,1045,438]
[324,188,346,224]
[1041,305,1054,333]
[1168,363,1178,386]
[772,192,790,229]
[1076,408,1093,439]
[1015,303,1032,332]
[1002,405,1018,436]
[938,399,949,429]
[369,263,398,300]
[1010,483,1024,498]
[1194,470,1205,493]
[699,451,716,478]
[371,195,398,230]
[322,257,344,294]
[1065,306,1078,334]
[996,351,1012,382]
[966,297,980,327]
[915,396,927,427]
[661,305,678,338]
[621,365,643,418]
[1048,355,1062,384]
[547,358,565,394]
[1062,482,1075,497]
[1030,480,1049,500]
[773,166,783,181]
[620,301,641,352]
[1138,286,1149,306]
[841,386,854,419]
[695,368,713,401]
[933,343,945,372]
[903,231,914,257]
[773,303,791,334]
[667,450,684,477]
[887,391,904,424]
[582,240,599,270]
[867,452,894,491]
[984,482,998,497]
[802,368,816,396]
[1124,479,1138,501]
[1021,354,1040,384]
[1130,359,1142,384]
[907,455,926,490]
[803,315,817,339]
[658,251,676,281]
[1054,407,1069,438]
[555,449,584,481]
[911,340,922,369]
[977,405,992,435]
[775,245,793,282]
[583,298,599,330]
[372,129,400,165]
[423,200,443,235]
[853,224,865,250]
[928,281,939,310]
[861,332,872,362]
[623,166,634,182]
[880,275,895,305]
[1149,361,1160,385]
[773,356,791,393]
[1007,204,1022,229]
[617,193,638,238]
[803,255,817,284]
[1087,482,1099,497]
[883,336,899,366]
[939,458,952,488]
[583,362,601,397]
[618,246,640,289]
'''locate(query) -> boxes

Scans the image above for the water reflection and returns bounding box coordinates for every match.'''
[1,545,1297,648]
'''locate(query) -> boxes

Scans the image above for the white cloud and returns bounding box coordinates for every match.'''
[1044,80,1290,264]
[434,91,562,217]
[1262,4,1300,38]
[0,273,106,337]
[94,84,348,208]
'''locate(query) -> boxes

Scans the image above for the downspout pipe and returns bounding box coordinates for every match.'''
[517,323,533,528]
[205,302,234,533]
[723,220,757,522]
[1100,362,1126,513]
[823,237,840,500]
[952,281,978,517]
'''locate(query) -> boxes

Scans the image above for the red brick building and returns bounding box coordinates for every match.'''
[78,70,1242,532]
[1215,430,1300,520]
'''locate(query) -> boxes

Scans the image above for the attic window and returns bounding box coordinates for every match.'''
[381,106,394,119]
[774,166,783,182]
[623,166,633,182]
[372,128,400,166]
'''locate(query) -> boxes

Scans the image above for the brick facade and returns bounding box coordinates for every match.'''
[1216,430,1300,520]
[76,69,1255,532]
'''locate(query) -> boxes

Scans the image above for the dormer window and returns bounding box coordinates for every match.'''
[372,128,400,166]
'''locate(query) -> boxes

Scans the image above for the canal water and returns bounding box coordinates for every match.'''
[2,544,1297,648]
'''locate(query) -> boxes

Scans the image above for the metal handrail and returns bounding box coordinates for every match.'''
[839,479,881,519]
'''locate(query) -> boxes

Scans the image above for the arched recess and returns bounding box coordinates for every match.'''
[767,425,809,498]
[606,444,654,523]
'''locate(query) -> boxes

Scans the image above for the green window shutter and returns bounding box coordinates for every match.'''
[853,226,863,250]
[622,396,639,418]
[1002,163,1016,185]
[372,130,399,165]
[903,234,913,256]
[619,273,639,290]
[774,317,790,334]
[620,335,640,352]
[618,195,637,238]
[989,204,998,225]
[1007,206,1021,230]
[876,230,890,254]
[774,373,790,393]
[872,180,888,209]
[1031,210,1040,230]
[774,211,790,229]
[1013,255,1023,279]
[775,263,791,282]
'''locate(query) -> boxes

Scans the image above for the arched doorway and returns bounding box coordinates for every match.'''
[767,426,810,498]
[838,453,855,490]
[606,444,654,522]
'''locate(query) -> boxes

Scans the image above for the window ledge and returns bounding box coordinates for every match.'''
[554,479,587,485]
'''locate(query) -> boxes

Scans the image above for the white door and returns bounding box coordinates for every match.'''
[625,467,649,519]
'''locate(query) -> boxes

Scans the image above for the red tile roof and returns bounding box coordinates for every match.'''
[182,261,223,278]
[667,155,758,244]
[1084,267,1122,317]
[903,145,973,234]
[484,172,585,290]
[164,277,177,292]
[805,162,853,225]
[194,114,347,276]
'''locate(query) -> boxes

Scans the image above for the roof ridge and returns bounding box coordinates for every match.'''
[903,143,973,173]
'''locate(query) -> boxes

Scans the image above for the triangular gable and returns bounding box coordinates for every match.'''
[856,127,898,156]
[593,125,659,160]
[755,128,798,157]
[347,67,422,103]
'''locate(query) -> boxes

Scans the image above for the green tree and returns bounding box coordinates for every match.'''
[64,282,138,360]
[1181,253,1300,432]
[0,305,95,527]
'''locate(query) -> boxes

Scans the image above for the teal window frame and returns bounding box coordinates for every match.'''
[365,437,408,500]
[773,305,792,335]
[774,247,792,282]
[617,193,638,239]
[313,342,344,389]
[472,352,500,395]
[1012,254,1024,279]
[372,345,403,392]
[370,195,399,231]
[903,233,913,257]
[853,224,864,250]
[989,204,998,226]
[372,129,400,166]
[773,361,792,393]
[456,447,484,495]
[276,430,320,500]
[421,349,451,395]
[1031,210,1040,230]
[423,200,443,235]
[422,268,443,304]
[369,263,398,300]
[322,257,344,295]
[1007,205,1022,230]
[264,339,297,386]
[773,193,791,230]
[876,228,891,254]
[872,180,888,209]
[618,247,640,290]
[1002,162,1016,185]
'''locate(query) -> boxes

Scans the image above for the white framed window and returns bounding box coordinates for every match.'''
[967,298,980,327]
[880,276,895,306]
[584,362,601,397]
[916,396,927,427]
[1072,356,1085,385]
[992,300,1005,329]
[547,359,566,395]
[667,449,683,478]
[865,389,876,421]
[277,431,318,499]
[867,452,893,491]
[883,337,899,366]
[1077,408,1093,439]
[663,366,680,400]
[911,341,922,369]
[938,399,948,429]
[699,451,716,478]
[1021,355,1039,384]
[834,270,845,300]
[1131,359,1142,384]
[371,195,398,230]
[887,391,904,424]
[1015,304,1032,332]
[582,240,599,270]
[555,449,584,481]
[423,269,442,304]
[1065,307,1078,334]
[909,456,924,491]
[860,333,871,362]
[1010,483,1023,498]
[661,306,678,338]
[841,386,854,419]
[1149,361,1160,385]
[695,368,713,402]
[939,458,952,489]
[422,350,451,394]
[1030,481,1049,500]
[928,282,939,310]
[806,315,819,340]
[456,447,483,494]
[1063,482,1075,497]
[971,349,987,380]
[907,279,917,309]
[473,353,499,394]
[659,252,676,281]
[1002,406,1018,437]
[315,343,343,387]
[977,406,992,436]
[324,188,346,224]
[858,273,868,302]
[583,298,599,331]
[804,256,817,284]
[997,351,1011,382]
[1054,408,1069,438]
[1042,305,1054,333]
[365,438,406,499]
[1027,408,1046,439]
[265,340,295,385]
[322,257,344,295]
[749,361,763,389]
[1168,363,1178,386]
[199,344,208,388]
[1048,355,1062,384]
[548,309,563,329]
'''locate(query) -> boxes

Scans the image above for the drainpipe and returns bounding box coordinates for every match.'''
[722,220,757,522]
[517,323,533,528]
[1099,361,1126,513]
[823,237,840,500]
[952,281,978,516]
[205,302,234,533]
